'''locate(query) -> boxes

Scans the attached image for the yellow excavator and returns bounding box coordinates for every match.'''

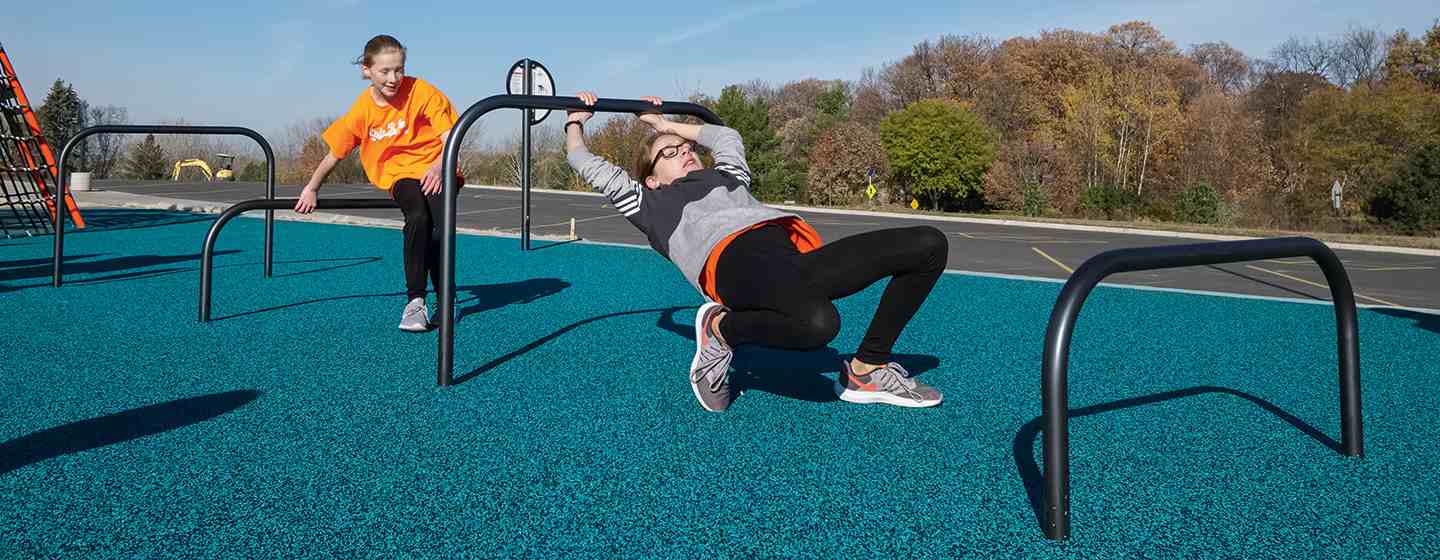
[171,153,236,182]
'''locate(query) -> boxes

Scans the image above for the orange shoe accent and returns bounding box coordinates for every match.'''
[843,366,881,392]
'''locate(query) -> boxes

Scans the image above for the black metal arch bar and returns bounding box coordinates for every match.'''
[437,94,724,386]
[1040,236,1364,540]
[198,197,400,321]
[52,125,277,286]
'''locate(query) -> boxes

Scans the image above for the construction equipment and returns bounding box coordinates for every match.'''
[172,153,237,182]
[172,159,214,181]
[215,153,235,181]
[0,41,84,236]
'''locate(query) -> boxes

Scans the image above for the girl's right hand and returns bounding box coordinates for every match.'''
[568,91,597,124]
[295,186,318,214]
[636,96,668,131]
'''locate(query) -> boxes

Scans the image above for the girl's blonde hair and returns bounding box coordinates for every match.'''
[353,35,405,79]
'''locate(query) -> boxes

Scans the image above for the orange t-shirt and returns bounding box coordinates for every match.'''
[322,76,458,190]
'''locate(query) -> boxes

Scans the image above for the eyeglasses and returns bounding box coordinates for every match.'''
[649,141,700,170]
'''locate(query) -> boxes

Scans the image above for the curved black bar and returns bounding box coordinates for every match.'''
[1039,236,1364,540]
[198,197,399,321]
[437,95,724,386]
[52,125,277,286]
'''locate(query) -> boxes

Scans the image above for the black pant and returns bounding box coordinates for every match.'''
[714,224,948,365]
[391,178,447,301]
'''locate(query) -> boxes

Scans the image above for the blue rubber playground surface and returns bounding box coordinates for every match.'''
[3,209,1439,557]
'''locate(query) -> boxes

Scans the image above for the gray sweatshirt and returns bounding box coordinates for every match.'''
[566,124,798,295]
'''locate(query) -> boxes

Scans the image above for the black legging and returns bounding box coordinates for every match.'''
[391,178,447,301]
[714,224,948,365]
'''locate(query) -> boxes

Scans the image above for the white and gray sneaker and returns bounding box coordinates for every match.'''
[689,302,737,412]
[398,297,431,332]
[835,360,943,408]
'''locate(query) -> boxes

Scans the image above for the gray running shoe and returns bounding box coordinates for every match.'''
[399,297,430,332]
[689,302,736,412]
[835,360,942,408]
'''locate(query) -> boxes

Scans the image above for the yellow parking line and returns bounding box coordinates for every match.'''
[1032,247,1073,274]
[1243,265,1400,307]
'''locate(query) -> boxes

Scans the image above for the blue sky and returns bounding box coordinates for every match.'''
[8,0,1434,147]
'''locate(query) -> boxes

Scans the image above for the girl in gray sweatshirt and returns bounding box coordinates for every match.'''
[565,92,948,413]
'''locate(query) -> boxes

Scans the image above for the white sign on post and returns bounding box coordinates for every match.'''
[506,59,556,125]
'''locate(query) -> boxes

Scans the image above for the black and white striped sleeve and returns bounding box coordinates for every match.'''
[567,148,643,217]
[609,187,642,217]
[713,162,752,188]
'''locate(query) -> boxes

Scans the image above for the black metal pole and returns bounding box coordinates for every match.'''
[52,141,72,286]
[199,197,399,321]
[51,125,276,287]
[1313,247,1364,456]
[264,145,276,278]
[438,95,723,386]
[521,59,532,252]
[1039,236,1363,540]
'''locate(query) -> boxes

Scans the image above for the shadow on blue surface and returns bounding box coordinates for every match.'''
[2,255,389,294]
[0,390,261,476]
[646,307,944,403]
[0,251,241,288]
[732,348,942,403]
[459,305,943,403]
[527,238,583,251]
[71,209,217,233]
[270,257,384,278]
[211,278,572,322]
[1374,308,1440,335]
[0,254,102,270]
[456,305,690,385]
[1011,385,1345,529]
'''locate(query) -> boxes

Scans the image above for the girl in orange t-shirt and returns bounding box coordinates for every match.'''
[294,34,460,332]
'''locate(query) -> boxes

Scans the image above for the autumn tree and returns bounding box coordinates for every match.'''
[1384,22,1440,90]
[880,99,997,209]
[284,117,365,184]
[1370,141,1440,233]
[807,122,887,205]
[584,115,653,178]
[1189,41,1252,95]
[1298,79,1440,219]
[1332,26,1390,87]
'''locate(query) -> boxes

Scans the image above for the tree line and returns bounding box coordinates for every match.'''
[36,19,1440,234]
